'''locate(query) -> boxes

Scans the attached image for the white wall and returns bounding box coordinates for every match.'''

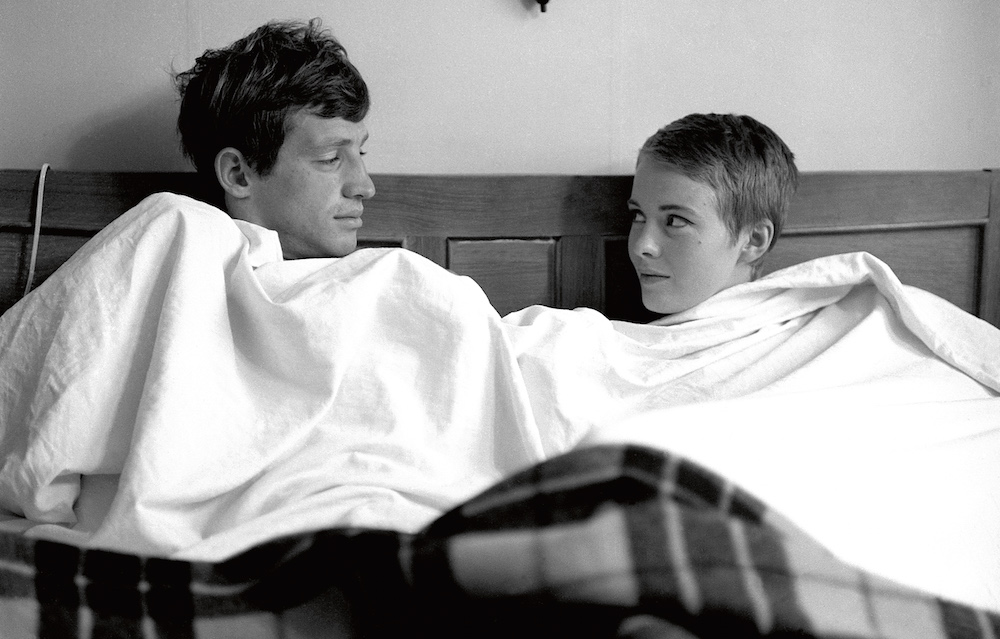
[2,0,998,174]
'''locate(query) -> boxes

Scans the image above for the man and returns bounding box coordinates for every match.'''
[176,18,376,258]
[0,19,554,559]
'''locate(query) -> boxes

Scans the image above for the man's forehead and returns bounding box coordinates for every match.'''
[286,111,368,147]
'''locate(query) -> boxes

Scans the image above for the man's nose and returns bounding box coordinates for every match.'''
[345,163,376,199]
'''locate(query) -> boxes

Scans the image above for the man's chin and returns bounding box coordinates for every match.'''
[333,236,359,257]
[282,235,357,259]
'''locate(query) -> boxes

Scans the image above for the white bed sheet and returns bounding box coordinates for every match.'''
[1,191,997,615]
[584,393,1000,610]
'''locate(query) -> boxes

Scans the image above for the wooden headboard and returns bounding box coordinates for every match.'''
[1,169,998,326]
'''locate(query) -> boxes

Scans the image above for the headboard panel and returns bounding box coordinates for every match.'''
[2,169,997,326]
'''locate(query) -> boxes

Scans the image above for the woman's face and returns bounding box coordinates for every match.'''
[627,159,752,315]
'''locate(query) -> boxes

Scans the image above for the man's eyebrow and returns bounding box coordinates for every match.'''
[315,133,369,149]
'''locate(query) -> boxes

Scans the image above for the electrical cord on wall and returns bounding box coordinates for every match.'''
[23,163,50,297]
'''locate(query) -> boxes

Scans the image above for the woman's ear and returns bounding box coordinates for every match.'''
[739,219,775,265]
[214,147,252,200]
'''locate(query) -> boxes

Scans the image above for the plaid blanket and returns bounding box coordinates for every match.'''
[1,444,997,638]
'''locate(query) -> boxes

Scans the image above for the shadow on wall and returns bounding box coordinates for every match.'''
[65,86,190,172]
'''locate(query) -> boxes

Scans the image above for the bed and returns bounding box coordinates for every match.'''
[2,169,998,325]
[0,168,998,638]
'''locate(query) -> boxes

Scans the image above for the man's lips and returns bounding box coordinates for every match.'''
[334,212,363,228]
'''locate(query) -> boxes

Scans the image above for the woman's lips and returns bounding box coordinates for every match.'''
[638,272,670,282]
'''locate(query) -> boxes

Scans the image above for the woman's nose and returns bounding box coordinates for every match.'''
[632,227,661,258]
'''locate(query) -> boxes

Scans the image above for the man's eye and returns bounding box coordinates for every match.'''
[322,156,340,164]
[629,209,645,223]
[665,214,691,227]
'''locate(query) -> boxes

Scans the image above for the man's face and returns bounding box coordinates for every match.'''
[246,111,375,258]
[627,159,751,315]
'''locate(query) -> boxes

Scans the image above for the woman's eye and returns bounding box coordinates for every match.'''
[629,209,645,223]
[665,214,691,228]
[322,156,340,164]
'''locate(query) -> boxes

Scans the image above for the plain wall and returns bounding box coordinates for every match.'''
[2,0,998,174]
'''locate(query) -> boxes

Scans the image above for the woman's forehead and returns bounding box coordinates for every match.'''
[631,162,720,216]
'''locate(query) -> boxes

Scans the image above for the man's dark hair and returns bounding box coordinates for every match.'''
[174,18,369,192]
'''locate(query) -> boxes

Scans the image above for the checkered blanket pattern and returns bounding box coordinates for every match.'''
[1,444,998,638]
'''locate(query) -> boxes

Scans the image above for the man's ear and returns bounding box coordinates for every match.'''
[214,147,253,200]
[739,219,775,265]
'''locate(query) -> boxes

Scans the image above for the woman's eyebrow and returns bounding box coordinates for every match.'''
[627,199,698,214]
